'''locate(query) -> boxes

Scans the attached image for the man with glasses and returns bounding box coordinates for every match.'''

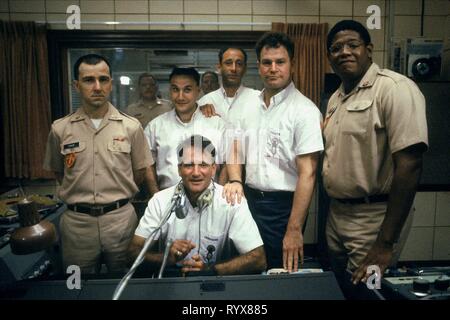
[323,20,428,298]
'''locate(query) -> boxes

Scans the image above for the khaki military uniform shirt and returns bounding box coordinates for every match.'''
[126,98,173,128]
[322,63,428,199]
[44,103,153,205]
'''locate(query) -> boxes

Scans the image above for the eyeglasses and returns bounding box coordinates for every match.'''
[329,41,364,55]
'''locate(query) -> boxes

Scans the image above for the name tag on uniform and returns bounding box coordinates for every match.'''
[64,142,79,149]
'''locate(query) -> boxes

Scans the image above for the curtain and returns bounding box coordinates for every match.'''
[0,20,52,179]
[272,22,329,107]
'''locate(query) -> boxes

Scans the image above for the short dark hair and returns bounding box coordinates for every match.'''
[255,32,294,61]
[327,20,372,52]
[169,67,200,86]
[73,54,112,80]
[138,72,157,86]
[218,47,248,64]
[177,135,216,164]
[201,71,219,83]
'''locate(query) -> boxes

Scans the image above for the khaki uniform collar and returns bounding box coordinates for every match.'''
[106,103,124,121]
[338,63,379,98]
[70,102,122,122]
[69,107,88,122]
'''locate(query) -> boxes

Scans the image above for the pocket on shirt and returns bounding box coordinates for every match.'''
[199,232,225,265]
[342,100,372,135]
[265,129,282,159]
[60,141,87,172]
[107,140,131,169]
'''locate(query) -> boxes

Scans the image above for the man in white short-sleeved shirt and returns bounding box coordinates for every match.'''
[225,32,324,272]
[143,67,229,196]
[128,135,266,276]
[197,47,260,129]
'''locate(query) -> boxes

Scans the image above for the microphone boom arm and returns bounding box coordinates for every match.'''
[112,198,179,300]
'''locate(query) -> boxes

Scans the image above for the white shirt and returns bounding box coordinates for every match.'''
[144,107,229,189]
[90,118,102,129]
[241,82,324,192]
[135,182,263,264]
[197,86,260,129]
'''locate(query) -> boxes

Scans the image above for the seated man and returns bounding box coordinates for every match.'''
[128,135,266,276]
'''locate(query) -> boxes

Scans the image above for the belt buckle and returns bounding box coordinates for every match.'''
[90,206,104,216]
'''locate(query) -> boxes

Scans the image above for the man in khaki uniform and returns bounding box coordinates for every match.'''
[200,71,220,97]
[323,20,428,297]
[44,54,153,275]
[126,73,173,128]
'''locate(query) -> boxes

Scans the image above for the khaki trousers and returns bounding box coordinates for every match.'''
[59,202,138,275]
[326,199,413,277]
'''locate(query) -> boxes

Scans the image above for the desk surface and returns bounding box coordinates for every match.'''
[4,272,344,300]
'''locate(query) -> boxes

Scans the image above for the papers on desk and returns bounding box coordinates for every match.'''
[266,268,323,275]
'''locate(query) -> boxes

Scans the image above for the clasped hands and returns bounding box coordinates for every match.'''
[169,239,206,274]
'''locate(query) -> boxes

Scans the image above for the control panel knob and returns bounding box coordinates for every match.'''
[413,278,430,293]
[434,276,450,291]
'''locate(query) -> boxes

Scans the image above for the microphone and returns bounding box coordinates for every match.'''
[157,238,173,279]
[158,192,188,278]
[206,245,216,265]
[175,192,188,219]
[113,186,183,300]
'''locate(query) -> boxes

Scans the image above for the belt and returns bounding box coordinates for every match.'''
[244,185,294,199]
[67,199,129,216]
[334,194,389,205]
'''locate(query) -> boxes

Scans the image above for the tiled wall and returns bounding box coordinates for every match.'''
[400,192,450,261]
[1,0,449,258]
[0,0,448,68]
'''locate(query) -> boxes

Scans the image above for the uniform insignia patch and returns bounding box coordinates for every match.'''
[64,142,80,149]
[113,136,126,142]
[65,153,76,168]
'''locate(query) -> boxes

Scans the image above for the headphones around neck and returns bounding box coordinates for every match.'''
[173,180,214,212]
